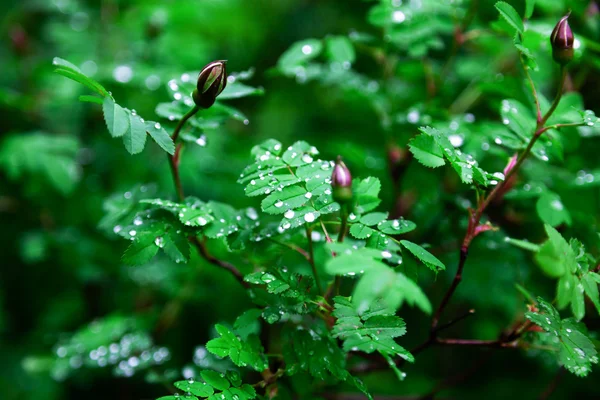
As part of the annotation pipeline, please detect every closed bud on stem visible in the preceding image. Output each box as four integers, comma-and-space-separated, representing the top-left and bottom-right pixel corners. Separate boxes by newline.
331, 156, 353, 204
192, 60, 227, 108
550, 13, 574, 65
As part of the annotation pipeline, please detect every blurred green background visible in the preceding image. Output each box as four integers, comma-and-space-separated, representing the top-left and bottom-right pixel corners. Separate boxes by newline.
2, 0, 600, 398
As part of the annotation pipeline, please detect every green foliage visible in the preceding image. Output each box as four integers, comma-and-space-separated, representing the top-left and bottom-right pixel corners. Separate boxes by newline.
332, 297, 412, 381
244, 269, 318, 324
206, 325, 267, 371
5, 1, 600, 400
526, 297, 598, 377
409, 126, 493, 186
239, 139, 340, 232
0, 133, 80, 195
163, 370, 257, 400
533, 225, 600, 320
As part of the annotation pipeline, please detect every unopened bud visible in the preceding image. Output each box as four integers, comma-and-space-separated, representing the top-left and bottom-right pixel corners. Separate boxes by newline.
331, 157, 353, 204
550, 13, 574, 65
192, 60, 227, 108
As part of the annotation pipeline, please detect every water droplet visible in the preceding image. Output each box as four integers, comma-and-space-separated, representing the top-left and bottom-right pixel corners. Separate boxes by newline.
195, 135, 207, 147
392, 10, 406, 23
449, 134, 464, 147
129, 230, 137, 237
113, 65, 133, 83
304, 192, 312, 199
304, 212, 315, 222
274, 200, 284, 208
113, 225, 122, 234
284, 210, 295, 219
133, 216, 143, 226
301, 44, 313, 55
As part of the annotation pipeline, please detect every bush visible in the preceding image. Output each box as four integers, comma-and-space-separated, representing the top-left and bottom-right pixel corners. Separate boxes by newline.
2, 0, 600, 399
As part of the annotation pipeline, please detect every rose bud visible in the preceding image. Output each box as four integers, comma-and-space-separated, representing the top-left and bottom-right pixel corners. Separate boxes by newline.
192, 60, 227, 108
331, 156, 353, 204
550, 13, 574, 65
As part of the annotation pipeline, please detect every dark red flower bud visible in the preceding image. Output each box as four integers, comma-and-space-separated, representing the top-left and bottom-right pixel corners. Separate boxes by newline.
550, 13, 574, 65
331, 156, 353, 204
192, 60, 227, 108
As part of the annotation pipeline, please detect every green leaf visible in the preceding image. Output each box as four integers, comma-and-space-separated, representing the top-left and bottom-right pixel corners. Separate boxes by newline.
277, 39, 323, 70
103, 97, 129, 138
534, 225, 576, 278
121, 233, 159, 265
536, 192, 571, 227
504, 237, 540, 252
326, 36, 356, 64
261, 185, 310, 215
581, 274, 600, 314
123, 112, 147, 154
0, 133, 80, 195
526, 297, 598, 377
360, 212, 388, 226
495, 2, 524, 34
141, 198, 213, 227
408, 134, 445, 168
233, 309, 262, 340
145, 121, 175, 155
282, 323, 348, 381
354, 177, 381, 214
332, 296, 413, 369
409, 127, 489, 186
400, 240, 445, 271
349, 223, 375, 239
219, 82, 264, 100
205, 325, 267, 371
174, 380, 214, 397
52, 57, 109, 97
79, 95, 103, 104
162, 230, 190, 263
200, 370, 230, 391
525, 0, 535, 18
377, 219, 416, 235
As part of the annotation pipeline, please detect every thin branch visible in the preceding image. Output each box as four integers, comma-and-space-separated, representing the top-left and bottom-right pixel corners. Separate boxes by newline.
541, 67, 567, 126
191, 237, 248, 288
431, 246, 469, 330
267, 238, 310, 260
521, 55, 542, 123
433, 308, 476, 334
171, 105, 200, 142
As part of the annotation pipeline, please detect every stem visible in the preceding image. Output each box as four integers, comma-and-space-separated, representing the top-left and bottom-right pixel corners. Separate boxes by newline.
164, 105, 247, 288
431, 245, 468, 330
541, 67, 567, 126
171, 105, 200, 142
522, 55, 542, 123
191, 237, 248, 288
169, 144, 185, 202
306, 225, 324, 294
267, 238, 310, 260
338, 204, 348, 243
422, 63, 569, 356
168, 106, 200, 201
433, 308, 475, 334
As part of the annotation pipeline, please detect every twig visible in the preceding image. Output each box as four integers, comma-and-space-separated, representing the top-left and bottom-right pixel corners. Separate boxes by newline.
191, 237, 249, 288
165, 105, 247, 288
267, 238, 310, 260
432, 309, 475, 334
